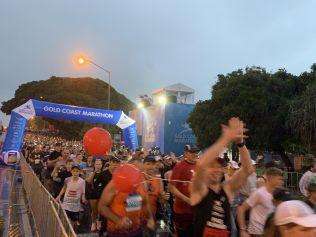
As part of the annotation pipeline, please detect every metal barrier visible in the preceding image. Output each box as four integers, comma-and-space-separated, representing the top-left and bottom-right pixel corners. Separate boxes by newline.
20, 158, 76, 237
0, 167, 23, 237
280, 167, 303, 194
284, 171, 302, 193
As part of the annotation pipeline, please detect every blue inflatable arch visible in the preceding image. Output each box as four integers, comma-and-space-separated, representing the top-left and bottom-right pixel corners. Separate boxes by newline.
1, 99, 138, 163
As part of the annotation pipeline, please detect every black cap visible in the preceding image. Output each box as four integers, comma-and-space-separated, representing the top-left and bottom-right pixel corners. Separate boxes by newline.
71, 164, 81, 170
109, 155, 120, 163
143, 155, 156, 163
273, 188, 296, 201
184, 144, 200, 152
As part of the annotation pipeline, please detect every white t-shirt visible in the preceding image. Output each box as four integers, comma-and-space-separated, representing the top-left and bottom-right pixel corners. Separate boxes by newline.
239, 172, 257, 197
299, 171, 316, 197
246, 186, 274, 235
62, 177, 85, 212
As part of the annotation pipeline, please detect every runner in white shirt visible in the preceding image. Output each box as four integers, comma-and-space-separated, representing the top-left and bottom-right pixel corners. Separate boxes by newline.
237, 167, 284, 237
299, 161, 316, 197
56, 164, 87, 227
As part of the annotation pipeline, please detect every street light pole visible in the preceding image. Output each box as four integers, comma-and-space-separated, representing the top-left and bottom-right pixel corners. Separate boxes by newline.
85, 59, 112, 110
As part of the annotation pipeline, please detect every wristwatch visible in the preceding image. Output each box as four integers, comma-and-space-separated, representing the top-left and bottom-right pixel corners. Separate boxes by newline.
240, 225, 247, 231
236, 142, 245, 148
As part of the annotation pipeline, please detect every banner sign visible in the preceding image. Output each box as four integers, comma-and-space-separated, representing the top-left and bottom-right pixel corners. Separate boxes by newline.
31, 100, 122, 125
2, 112, 28, 152
1, 99, 138, 164
122, 123, 138, 149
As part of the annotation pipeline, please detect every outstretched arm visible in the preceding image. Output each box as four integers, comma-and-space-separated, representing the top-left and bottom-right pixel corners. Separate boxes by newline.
190, 117, 244, 205
226, 145, 253, 194
190, 137, 230, 205
98, 181, 121, 224
225, 120, 252, 195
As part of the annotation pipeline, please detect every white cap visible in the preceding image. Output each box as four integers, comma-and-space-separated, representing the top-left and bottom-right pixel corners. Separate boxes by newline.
154, 156, 162, 161
229, 161, 239, 169
274, 200, 316, 227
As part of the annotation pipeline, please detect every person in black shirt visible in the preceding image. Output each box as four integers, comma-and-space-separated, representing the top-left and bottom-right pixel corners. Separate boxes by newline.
161, 155, 176, 180
29, 144, 44, 180
47, 143, 63, 178
87, 159, 111, 232
51, 159, 74, 198
87, 158, 118, 232
190, 118, 253, 237
46, 143, 64, 196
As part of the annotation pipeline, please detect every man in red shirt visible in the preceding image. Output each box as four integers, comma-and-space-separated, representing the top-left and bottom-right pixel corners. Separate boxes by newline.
169, 144, 199, 237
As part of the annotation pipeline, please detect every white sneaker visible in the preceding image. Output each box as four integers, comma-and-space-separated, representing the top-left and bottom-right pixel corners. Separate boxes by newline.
91, 222, 97, 232
97, 220, 102, 231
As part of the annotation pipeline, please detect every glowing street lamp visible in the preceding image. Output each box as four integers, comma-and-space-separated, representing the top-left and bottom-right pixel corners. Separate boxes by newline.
77, 57, 86, 65
76, 55, 112, 110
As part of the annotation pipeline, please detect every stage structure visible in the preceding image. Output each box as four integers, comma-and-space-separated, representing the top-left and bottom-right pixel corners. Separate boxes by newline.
130, 83, 196, 156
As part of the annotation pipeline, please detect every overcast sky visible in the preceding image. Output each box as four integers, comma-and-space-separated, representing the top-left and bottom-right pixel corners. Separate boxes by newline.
1, 0, 316, 125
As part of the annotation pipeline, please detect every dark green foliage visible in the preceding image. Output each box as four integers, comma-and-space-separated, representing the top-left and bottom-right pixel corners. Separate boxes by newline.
188, 66, 316, 154
287, 83, 316, 152
1, 76, 135, 139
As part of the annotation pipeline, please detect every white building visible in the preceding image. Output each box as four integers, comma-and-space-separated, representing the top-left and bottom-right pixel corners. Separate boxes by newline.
151, 83, 195, 105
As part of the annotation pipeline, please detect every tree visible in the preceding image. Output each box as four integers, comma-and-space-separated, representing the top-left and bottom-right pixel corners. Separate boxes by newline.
189, 67, 298, 150
188, 66, 315, 166
287, 83, 316, 152
1, 76, 135, 139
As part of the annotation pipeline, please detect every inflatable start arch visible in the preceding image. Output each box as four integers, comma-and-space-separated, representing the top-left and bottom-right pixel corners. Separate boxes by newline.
1, 99, 138, 164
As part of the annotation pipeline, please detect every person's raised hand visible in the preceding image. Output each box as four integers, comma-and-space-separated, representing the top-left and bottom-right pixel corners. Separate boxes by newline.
232, 119, 247, 144
222, 117, 243, 142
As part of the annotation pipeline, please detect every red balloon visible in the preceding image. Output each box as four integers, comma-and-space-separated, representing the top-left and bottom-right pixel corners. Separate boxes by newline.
113, 164, 143, 193
83, 127, 112, 156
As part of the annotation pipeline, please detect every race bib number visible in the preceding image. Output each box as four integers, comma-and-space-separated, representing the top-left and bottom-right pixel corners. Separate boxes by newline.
125, 193, 142, 212
203, 227, 229, 237
64, 196, 80, 204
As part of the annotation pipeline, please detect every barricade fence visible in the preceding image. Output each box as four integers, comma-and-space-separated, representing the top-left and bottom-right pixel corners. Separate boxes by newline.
284, 171, 303, 193
20, 158, 76, 237
1, 167, 23, 237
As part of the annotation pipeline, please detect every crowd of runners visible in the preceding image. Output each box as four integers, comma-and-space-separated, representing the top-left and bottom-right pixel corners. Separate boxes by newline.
21, 118, 316, 237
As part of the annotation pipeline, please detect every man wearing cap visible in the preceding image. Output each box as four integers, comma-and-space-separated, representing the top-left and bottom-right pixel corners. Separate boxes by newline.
274, 200, 316, 237
299, 160, 316, 197
190, 117, 253, 237
169, 143, 200, 237
56, 164, 87, 227
142, 155, 165, 220
225, 161, 240, 180
46, 143, 63, 195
